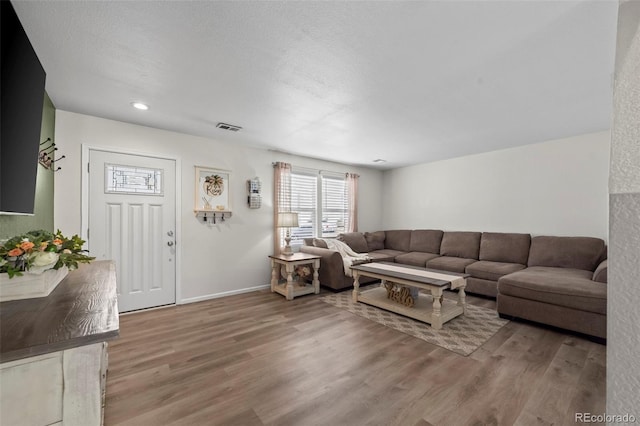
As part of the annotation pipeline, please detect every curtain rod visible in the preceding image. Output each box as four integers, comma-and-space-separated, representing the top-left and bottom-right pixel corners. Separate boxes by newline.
272, 162, 350, 176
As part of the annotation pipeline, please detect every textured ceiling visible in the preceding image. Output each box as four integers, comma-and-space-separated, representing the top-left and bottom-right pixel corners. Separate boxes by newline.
13, 1, 618, 170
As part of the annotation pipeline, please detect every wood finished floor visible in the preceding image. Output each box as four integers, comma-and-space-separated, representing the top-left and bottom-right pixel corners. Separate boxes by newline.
105, 288, 606, 426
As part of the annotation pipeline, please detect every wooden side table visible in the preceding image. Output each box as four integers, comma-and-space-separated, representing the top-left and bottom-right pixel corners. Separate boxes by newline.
269, 253, 320, 300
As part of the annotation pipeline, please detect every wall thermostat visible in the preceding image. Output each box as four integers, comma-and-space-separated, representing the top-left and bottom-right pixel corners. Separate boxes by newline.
247, 177, 261, 209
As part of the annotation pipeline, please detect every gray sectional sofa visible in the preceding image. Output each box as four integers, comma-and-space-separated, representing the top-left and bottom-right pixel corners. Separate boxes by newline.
300, 229, 608, 339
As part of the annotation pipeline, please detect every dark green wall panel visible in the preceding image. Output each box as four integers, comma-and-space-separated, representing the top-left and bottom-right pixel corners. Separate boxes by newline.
0, 93, 55, 238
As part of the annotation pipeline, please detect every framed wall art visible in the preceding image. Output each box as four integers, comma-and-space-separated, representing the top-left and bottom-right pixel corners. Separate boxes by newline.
194, 166, 231, 212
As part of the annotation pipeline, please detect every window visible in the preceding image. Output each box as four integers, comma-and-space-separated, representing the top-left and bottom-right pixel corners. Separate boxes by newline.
105, 163, 163, 195
290, 172, 317, 242
288, 168, 348, 245
321, 175, 347, 238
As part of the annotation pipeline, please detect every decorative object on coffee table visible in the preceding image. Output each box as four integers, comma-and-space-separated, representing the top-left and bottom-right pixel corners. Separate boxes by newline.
277, 212, 298, 256
384, 282, 415, 307
269, 253, 320, 300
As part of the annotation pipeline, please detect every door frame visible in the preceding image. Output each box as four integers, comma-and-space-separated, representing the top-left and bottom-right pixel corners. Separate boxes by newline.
81, 144, 182, 305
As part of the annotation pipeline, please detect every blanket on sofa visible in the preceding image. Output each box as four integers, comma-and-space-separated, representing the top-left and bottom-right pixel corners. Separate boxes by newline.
321, 238, 371, 277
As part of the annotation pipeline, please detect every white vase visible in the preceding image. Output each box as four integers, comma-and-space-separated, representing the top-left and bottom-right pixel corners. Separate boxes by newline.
0, 266, 69, 302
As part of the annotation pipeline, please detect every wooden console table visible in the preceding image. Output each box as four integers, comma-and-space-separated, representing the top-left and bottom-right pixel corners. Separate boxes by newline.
0, 261, 119, 426
269, 253, 320, 300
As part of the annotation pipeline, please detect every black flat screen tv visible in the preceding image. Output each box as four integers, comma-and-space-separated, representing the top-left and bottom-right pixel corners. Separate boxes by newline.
1, 0, 47, 215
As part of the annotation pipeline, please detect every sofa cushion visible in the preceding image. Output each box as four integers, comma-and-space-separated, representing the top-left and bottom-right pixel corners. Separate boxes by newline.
313, 238, 328, 249
409, 230, 443, 254
337, 232, 369, 253
395, 252, 440, 267
479, 232, 531, 265
364, 231, 385, 251
440, 231, 481, 259
528, 236, 605, 271
426, 256, 477, 273
466, 277, 499, 298
498, 266, 606, 314
368, 250, 403, 263
384, 230, 412, 252
592, 260, 608, 283
465, 261, 526, 282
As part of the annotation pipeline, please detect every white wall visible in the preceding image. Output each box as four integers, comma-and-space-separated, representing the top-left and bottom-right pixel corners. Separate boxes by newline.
381, 131, 610, 240
54, 110, 383, 301
608, 0, 640, 418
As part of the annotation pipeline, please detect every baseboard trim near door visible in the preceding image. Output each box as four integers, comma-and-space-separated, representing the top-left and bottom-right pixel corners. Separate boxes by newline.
179, 284, 271, 305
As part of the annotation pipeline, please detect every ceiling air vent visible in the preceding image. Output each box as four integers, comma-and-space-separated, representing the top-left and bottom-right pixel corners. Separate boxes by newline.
216, 122, 242, 132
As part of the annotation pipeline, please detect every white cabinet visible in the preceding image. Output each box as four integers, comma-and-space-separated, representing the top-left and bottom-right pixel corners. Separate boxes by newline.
0, 262, 118, 426
0, 342, 108, 426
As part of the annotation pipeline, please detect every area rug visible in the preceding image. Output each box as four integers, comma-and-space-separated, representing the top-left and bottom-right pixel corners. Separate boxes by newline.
320, 291, 509, 356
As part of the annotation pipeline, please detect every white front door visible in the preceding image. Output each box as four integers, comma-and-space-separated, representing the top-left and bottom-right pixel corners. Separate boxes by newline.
88, 149, 176, 312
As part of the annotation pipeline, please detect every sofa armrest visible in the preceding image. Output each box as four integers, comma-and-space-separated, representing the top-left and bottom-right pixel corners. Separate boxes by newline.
592, 259, 608, 283
299, 246, 347, 290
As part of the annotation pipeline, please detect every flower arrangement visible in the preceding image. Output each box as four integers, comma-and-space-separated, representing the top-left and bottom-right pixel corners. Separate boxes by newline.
0, 230, 95, 278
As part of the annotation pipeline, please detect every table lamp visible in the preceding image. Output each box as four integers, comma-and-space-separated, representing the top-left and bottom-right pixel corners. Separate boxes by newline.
277, 212, 299, 256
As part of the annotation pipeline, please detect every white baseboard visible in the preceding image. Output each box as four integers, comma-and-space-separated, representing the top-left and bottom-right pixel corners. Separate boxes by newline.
179, 284, 271, 305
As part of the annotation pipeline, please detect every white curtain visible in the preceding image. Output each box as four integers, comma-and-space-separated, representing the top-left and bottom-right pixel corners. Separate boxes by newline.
273, 162, 292, 254
345, 173, 359, 232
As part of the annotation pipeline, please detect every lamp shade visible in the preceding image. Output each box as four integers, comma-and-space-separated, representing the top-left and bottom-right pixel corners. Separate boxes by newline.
277, 212, 299, 228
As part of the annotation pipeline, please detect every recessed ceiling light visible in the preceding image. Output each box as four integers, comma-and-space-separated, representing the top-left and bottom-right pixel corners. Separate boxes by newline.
131, 102, 149, 110
372, 159, 386, 163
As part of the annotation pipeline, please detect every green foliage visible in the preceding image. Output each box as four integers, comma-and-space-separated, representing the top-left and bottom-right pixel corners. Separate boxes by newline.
0, 229, 95, 277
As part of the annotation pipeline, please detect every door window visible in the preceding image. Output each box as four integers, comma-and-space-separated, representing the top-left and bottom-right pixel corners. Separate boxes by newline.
104, 163, 163, 195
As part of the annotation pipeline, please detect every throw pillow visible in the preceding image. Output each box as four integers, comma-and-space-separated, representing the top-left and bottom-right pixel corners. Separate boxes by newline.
440, 231, 481, 259
337, 232, 369, 253
313, 238, 328, 249
364, 231, 385, 251
592, 260, 608, 283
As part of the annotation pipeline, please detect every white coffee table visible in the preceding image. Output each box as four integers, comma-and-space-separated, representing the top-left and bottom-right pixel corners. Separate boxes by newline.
350, 262, 468, 329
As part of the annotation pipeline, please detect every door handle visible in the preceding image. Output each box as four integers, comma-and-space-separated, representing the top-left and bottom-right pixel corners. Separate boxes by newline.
167, 241, 174, 247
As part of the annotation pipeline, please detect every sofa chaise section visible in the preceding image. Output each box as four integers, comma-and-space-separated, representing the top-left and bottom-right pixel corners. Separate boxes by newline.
497, 236, 607, 339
